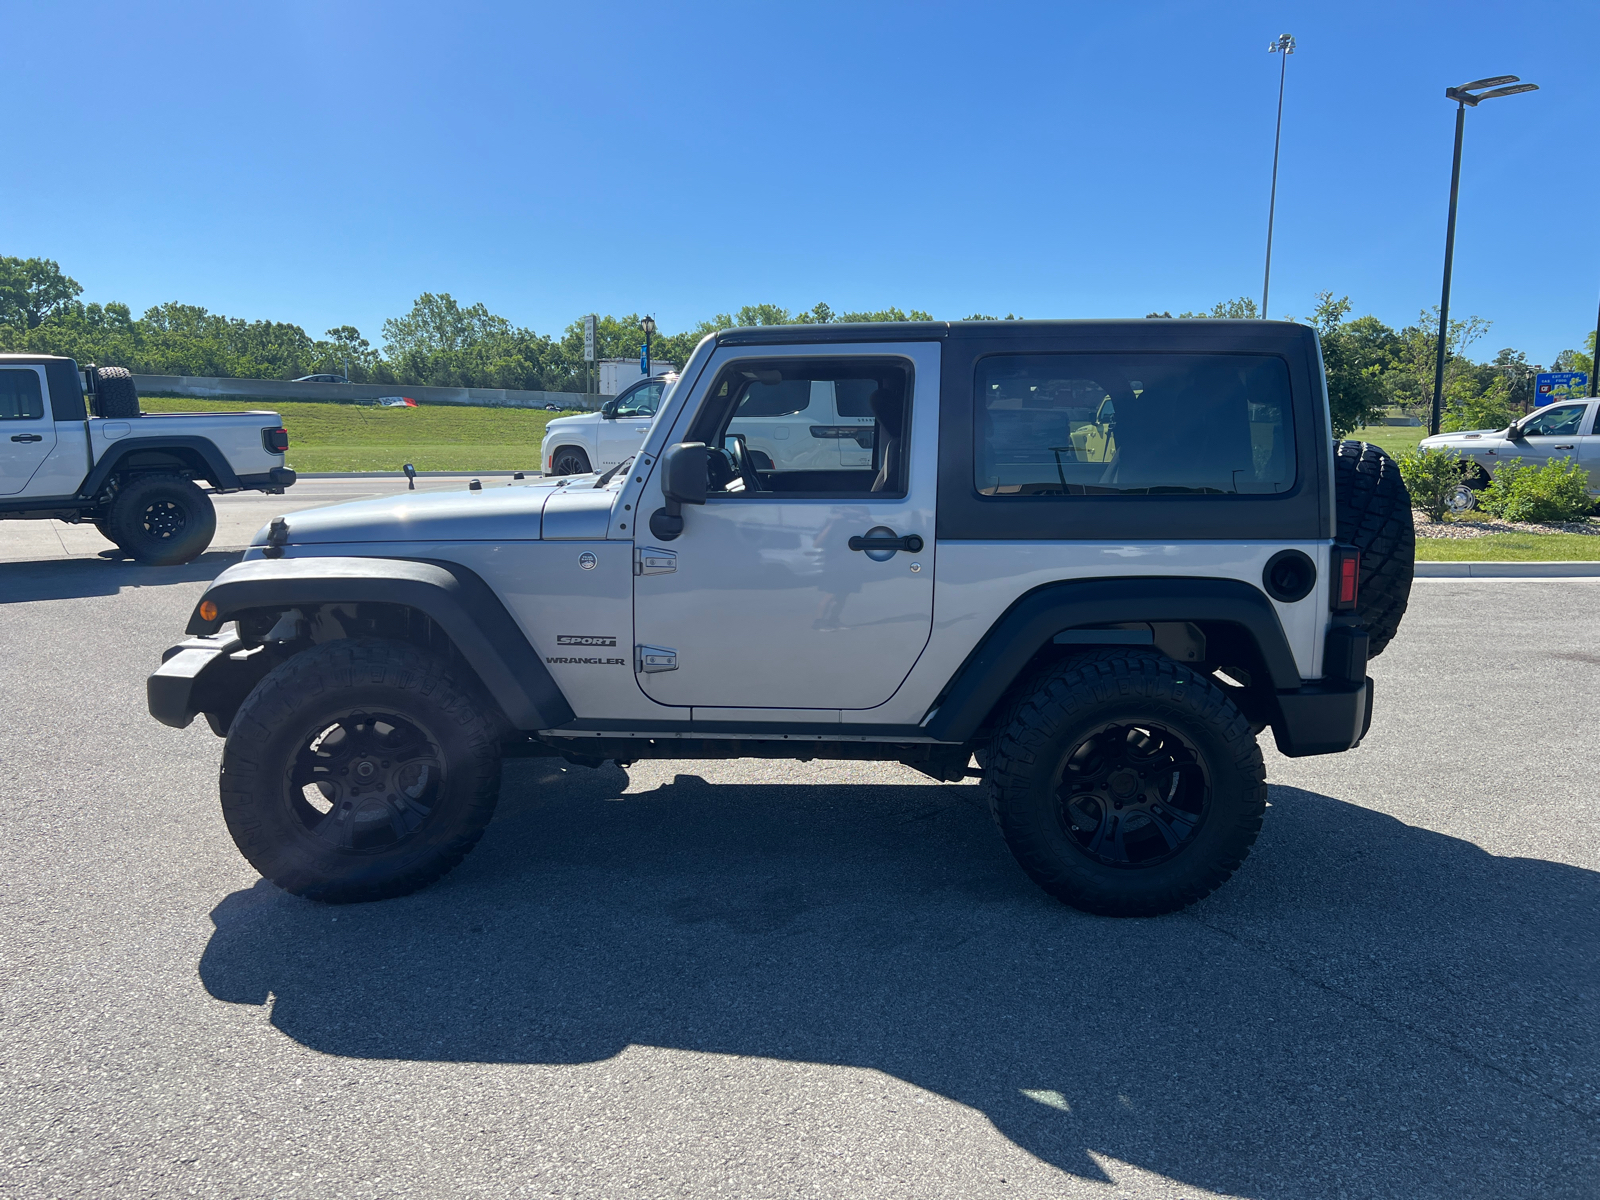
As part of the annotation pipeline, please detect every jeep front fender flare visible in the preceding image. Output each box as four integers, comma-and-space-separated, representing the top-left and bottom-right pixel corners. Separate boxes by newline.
184, 557, 574, 730
921, 576, 1303, 743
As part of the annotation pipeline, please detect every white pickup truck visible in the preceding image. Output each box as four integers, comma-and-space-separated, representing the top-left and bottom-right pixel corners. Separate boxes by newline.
540, 371, 879, 476
0, 355, 295, 563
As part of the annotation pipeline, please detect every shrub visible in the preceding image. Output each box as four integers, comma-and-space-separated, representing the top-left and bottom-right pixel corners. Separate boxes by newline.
1396, 446, 1463, 521
1440, 378, 1514, 433
1478, 456, 1594, 524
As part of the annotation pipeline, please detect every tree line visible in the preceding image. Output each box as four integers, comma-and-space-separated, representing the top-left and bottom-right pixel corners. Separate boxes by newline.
0, 255, 1592, 434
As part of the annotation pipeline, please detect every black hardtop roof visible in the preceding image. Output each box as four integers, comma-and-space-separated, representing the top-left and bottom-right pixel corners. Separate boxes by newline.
714, 318, 1317, 351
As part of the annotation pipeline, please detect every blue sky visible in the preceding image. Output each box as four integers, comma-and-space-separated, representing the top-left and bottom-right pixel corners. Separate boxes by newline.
6, 0, 1597, 363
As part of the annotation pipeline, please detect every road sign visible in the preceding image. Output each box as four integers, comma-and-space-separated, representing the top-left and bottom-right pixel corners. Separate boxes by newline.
1535, 371, 1587, 406
583, 315, 596, 363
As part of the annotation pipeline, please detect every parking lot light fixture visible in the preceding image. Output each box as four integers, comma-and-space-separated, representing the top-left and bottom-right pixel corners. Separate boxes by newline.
1430, 75, 1540, 436
1261, 33, 1295, 320
641, 314, 657, 377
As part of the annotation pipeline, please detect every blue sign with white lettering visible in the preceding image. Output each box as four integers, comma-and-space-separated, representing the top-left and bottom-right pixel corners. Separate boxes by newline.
1535, 371, 1588, 406
640, 344, 648, 374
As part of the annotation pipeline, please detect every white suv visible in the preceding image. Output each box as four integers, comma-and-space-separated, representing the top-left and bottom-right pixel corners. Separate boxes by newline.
541, 375, 675, 475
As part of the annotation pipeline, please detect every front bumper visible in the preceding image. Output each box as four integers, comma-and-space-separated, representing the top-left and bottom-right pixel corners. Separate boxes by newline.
1271, 677, 1374, 757
148, 634, 272, 736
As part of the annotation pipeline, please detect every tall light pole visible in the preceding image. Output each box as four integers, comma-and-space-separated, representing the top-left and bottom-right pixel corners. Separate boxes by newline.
1589, 294, 1599, 398
641, 314, 656, 377
1429, 75, 1540, 435
1261, 33, 1295, 320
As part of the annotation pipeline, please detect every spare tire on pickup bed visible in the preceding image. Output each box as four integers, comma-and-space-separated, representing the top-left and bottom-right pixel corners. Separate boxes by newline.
1333, 439, 1414, 657
92, 366, 141, 418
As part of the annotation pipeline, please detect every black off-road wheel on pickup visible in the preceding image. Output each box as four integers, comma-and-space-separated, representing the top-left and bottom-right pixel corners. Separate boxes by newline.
107, 473, 217, 565
1333, 440, 1414, 657
987, 651, 1267, 918
550, 446, 591, 476
220, 639, 504, 904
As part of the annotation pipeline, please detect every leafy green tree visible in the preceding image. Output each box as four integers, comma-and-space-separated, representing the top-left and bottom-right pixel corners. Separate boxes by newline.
0, 257, 83, 328
1553, 330, 1594, 377
1311, 293, 1391, 437
1179, 297, 1260, 319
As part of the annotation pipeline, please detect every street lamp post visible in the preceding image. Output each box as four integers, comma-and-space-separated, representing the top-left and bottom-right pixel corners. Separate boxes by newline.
641, 314, 656, 378
1429, 75, 1540, 436
1261, 33, 1295, 320
1590, 294, 1599, 398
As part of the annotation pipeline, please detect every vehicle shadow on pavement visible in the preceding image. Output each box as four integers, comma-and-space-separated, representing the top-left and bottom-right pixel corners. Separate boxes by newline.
0, 550, 240, 603
198, 765, 1599, 1199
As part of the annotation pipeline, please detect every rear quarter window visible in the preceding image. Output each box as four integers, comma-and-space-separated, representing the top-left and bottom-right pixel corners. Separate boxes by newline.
975, 353, 1294, 497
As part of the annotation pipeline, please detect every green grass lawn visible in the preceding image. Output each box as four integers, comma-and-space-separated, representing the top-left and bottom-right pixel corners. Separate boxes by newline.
1416, 533, 1600, 561
1348, 422, 1427, 458
141, 395, 581, 472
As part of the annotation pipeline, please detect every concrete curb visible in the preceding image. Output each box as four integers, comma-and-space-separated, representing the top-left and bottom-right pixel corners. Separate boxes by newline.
295, 471, 542, 479
1416, 561, 1600, 578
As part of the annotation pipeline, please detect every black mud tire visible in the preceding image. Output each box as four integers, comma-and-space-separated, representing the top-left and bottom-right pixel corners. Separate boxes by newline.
220, 639, 504, 904
550, 446, 591, 476
987, 651, 1267, 918
106, 473, 216, 565
1333, 440, 1414, 657
92, 366, 141, 418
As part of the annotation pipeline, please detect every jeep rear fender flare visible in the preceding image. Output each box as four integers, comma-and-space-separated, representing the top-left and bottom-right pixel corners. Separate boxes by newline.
187, 556, 574, 731
82, 435, 241, 495
921, 576, 1303, 743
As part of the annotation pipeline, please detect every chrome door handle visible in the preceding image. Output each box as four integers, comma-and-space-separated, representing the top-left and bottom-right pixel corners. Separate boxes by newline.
848, 532, 923, 553
11, 433, 43, 442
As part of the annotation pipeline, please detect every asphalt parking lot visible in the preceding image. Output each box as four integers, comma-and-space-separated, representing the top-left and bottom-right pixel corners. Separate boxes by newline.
2, 532, 1596, 1197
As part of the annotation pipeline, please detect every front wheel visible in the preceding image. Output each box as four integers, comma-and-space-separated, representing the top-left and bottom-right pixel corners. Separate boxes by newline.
987, 651, 1266, 917
220, 639, 504, 903
107, 474, 216, 565
550, 446, 591, 476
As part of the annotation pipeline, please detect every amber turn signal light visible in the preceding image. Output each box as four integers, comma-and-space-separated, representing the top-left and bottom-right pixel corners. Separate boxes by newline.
198, 600, 218, 622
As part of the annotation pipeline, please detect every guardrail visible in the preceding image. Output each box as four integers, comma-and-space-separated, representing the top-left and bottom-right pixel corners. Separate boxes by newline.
130, 374, 610, 411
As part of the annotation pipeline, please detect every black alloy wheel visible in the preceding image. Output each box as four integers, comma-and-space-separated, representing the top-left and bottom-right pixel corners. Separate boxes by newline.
551, 447, 591, 475
289, 711, 445, 855
106, 473, 217, 565
1055, 721, 1210, 868
986, 650, 1266, 917
221, 639, 503, 903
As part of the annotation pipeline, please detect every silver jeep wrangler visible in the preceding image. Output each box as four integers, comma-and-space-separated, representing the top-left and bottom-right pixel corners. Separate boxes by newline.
150, 320, 1414, 917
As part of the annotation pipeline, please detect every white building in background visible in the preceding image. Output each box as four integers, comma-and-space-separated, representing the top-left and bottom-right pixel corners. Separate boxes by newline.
598, 358, 675, 397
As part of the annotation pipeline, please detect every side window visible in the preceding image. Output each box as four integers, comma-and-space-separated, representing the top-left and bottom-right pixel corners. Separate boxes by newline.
0, 369, 44, 421
975, 353, 1294, 496
615, 381, 664, 418
691, 358, 913, 497
1523, 404, 1585, 437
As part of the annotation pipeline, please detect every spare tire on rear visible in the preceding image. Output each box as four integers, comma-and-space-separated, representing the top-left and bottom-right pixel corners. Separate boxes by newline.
1333, 439, 1414, 657
92, 366, 141, 418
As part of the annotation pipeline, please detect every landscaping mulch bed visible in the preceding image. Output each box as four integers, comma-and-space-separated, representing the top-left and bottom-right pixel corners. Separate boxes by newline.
1412, 511, 1600, 539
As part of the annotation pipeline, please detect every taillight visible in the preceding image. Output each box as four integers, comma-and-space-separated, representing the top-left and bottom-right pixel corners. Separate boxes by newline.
1331, 546, 1360, 610
263, 427, 289, 454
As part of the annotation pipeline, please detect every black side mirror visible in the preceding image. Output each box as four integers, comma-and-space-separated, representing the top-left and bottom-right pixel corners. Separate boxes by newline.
649, 442, 707, 540
403, 462, 416, 490
600, 400, 617, 419
1507, 424, 1526, 440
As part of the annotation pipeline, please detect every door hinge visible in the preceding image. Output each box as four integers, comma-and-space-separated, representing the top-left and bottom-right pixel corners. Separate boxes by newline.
636, 645, 678, 673
634, 546, 677, 576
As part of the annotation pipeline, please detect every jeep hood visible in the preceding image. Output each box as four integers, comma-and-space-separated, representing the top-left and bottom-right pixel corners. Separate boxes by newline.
249, 478, 616, 547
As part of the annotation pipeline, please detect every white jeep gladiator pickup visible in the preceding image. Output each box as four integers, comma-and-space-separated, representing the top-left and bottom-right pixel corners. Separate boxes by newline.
0, 356, 295, 563
150, 320, 1414, 917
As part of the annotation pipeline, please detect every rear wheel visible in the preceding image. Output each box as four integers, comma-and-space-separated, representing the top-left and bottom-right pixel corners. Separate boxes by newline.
987, 651, 1266, 917
220, 639, 504, 904
107, 474, 216, 565
551, 446, 591, 475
